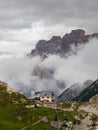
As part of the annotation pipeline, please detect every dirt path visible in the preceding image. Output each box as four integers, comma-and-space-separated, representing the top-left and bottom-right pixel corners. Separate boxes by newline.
20, 119, 41, 130
20, 112, 56, 130
20, 105, 78, 130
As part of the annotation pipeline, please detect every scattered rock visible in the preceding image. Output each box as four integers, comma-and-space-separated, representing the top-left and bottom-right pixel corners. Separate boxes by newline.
51, 121, 63, 129
42, 117, 49, 123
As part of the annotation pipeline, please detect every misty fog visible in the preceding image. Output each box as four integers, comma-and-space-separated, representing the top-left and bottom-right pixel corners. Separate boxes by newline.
0, 38, 98, 97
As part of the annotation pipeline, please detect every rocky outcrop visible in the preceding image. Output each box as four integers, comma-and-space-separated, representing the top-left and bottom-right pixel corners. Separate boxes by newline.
36, 36, 62, 56
30, 29, 98, 57
33, 66, 54, 79
42, 117, 49, 123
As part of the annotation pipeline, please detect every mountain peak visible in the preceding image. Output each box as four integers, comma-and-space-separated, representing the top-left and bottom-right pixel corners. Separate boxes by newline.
71, 29, 85, 35
30, 29, 98, 57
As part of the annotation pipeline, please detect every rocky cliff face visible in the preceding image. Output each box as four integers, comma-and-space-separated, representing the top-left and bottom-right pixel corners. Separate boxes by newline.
30, 29, 98, 57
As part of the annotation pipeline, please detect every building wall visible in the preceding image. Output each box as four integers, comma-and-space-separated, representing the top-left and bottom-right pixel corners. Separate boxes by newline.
40, 96, 52, 102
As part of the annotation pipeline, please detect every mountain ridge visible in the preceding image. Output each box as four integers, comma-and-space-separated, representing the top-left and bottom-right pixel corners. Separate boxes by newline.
57, 80, 93, 102
72, 79, 98, 102
30, 29, 98, 57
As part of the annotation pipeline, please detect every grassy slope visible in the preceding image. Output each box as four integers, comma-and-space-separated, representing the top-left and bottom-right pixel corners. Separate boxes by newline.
0, 82, 33, 130
0, 82, 82, 130
0, 106, 57, 130
24, 103, 81, 130
0, 82, 58, 130
26, 121, 56, 130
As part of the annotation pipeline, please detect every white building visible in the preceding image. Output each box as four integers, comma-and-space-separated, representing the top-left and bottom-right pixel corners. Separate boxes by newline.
34, 91, 54, 103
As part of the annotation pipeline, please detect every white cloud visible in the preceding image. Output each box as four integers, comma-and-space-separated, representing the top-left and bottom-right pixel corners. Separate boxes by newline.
0, 38, 98, 97
42, 39, 98, 85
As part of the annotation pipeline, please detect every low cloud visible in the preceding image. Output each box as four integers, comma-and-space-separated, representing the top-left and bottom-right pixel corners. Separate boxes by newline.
0, 38, 98, 97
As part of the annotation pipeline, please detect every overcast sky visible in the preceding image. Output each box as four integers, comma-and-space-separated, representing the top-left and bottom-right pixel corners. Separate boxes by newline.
0, 0, 98, 95
0, 0, 98, 57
